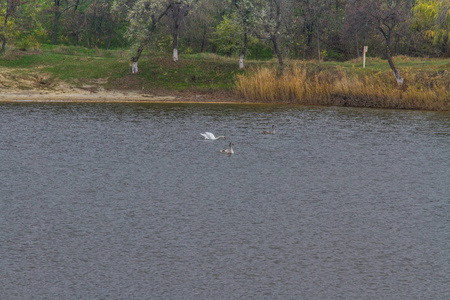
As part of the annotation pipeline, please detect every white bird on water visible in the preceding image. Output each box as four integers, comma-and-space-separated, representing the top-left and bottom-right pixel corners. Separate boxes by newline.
200, 132, 226, 140
220, 142, 234, 154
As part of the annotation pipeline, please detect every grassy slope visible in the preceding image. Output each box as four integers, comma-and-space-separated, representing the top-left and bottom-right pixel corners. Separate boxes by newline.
0, 45, 449, 106
0, 47, 246, 93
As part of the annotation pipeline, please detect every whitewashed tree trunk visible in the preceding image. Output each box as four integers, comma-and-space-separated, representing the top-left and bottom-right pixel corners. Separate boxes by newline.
128, 3, 172, 74
238, 30, 248, 69
131, 61, 138, 74
172, 28, 179, 62
173, 48, 178, 62
239, 54, 244, 69
393, 70, 404, 86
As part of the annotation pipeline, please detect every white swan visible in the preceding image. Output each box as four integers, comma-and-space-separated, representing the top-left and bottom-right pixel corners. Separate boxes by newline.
201, 132, 226, 140
262, 125, 275, 134
220, 142, 234, 154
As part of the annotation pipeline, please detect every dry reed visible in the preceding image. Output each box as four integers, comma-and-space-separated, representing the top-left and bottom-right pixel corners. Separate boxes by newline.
235, 66, 449, 111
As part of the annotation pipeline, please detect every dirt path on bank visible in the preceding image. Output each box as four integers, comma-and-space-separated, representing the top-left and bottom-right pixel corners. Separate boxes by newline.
0, 88, 244, 104
0, 89, 178, 103
0, 69, 241, 103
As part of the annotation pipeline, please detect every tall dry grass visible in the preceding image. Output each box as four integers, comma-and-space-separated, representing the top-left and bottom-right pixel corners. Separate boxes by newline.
235, 67, 332, 105
235, 66, 449, 111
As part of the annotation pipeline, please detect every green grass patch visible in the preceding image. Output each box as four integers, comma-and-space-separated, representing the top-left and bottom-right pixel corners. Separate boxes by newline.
1, 45, 449, 110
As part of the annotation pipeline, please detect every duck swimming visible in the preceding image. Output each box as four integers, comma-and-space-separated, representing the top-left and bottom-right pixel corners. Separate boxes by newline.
220, 142, 234, 154
262, 125, 275, 134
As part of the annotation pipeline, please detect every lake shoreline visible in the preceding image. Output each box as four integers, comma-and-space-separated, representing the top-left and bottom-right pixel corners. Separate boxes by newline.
1, 50, 448, 110
0, 89, 246, 104
1, 88, 449, 111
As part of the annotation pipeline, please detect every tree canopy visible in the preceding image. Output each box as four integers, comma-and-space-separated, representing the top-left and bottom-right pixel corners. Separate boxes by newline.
1, 0, 448, 59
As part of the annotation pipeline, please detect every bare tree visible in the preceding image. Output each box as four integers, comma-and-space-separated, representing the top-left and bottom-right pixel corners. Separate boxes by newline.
232, 0, 252, 68
52, 0, 82, 45
342, 0, 369, 58
253, 0, 291, 75
292, 0, 327, 61
1, 0, 20, 53
345, 0, 413, 86
167, 0, 196, 62
181, 0, 217, 53
116, 0, 172, 73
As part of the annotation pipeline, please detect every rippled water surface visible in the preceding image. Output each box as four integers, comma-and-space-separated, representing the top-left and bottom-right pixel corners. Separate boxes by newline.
1, 103, 449, 299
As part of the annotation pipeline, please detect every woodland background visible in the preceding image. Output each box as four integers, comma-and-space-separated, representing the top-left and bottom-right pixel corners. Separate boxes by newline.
1, 0, 449, 61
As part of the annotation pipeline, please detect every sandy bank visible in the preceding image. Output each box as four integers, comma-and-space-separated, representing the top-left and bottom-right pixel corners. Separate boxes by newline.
0, 89, 242, 104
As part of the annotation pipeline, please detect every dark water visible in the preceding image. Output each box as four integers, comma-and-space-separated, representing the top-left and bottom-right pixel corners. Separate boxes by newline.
0, 103, 449, 299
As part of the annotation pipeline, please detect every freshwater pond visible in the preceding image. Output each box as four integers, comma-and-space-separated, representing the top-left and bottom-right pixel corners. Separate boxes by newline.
0, 103, 449, 299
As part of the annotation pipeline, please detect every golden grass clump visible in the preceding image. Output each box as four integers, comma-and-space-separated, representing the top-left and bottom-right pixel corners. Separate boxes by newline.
235, 66, 334, 105
234, 65, 449, 111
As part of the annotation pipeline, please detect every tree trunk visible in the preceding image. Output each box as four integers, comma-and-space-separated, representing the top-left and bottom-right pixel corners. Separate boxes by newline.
238, 54, 244, 69
106, 22, 113, 50
200, 26, 207, 52
239, 32, 248, 69
131, 33, 153, 74
385, 44, 403, 86
302, 42, 306, 62
131, 61, 138, 74
172, 26, 179, 62
317, 19, 321, 62
53, 11, 60, 45
378, 24, 404, 86
271, 37, 285, 76
93, 6, 100, 47
173, 47, 178, 62
76, 24, 81, 45
363, 25, 367, 56
131, 42, 147, 73
84, 13, 91, 48
1, 39, 6, 54
293, 40, 299, 59
131, 46, 144, 72
1, 12, 8, 53
306, 23, 313, 53
129, 5, 170, 74
356, 33, 360, 58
